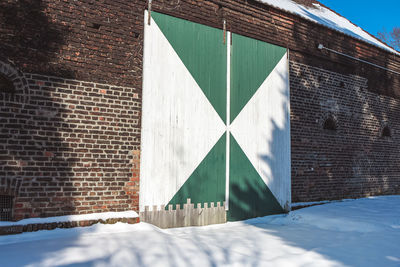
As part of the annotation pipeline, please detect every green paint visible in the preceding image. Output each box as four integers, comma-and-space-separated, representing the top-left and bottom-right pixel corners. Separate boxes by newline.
167, 133, 226, 209
152, 12, 227, 122
150, 14, 289, 219
228, 134, 284, 221
230, 34, 286, 123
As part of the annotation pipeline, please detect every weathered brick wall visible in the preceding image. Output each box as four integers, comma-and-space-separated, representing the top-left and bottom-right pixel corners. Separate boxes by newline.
0, 0, 145, 88
290, 62, 400, 202
0, 0, 144, 220
0, 60, 140, 220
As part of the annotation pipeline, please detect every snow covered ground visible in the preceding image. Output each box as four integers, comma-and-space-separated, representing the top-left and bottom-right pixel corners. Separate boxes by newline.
0, 196, 399, 267
0, 211, 138, 227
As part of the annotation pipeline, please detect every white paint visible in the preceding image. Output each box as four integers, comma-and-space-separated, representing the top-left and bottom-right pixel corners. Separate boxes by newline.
0, 211, 138, 227
230, 54, 291, 209
140, 12, 226, 211
225, 31, 231, 211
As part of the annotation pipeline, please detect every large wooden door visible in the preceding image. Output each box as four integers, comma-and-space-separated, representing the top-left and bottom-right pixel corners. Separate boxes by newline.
140, 11, 290, 221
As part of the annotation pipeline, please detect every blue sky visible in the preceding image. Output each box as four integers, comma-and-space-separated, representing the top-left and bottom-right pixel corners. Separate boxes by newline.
318, 0, 399, 37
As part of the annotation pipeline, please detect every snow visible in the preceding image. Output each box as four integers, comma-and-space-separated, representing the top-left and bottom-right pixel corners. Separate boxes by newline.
257, 0, 398, 54
290, 198, 355, 208
0, 211, 138, 227
0, 196, 399, 267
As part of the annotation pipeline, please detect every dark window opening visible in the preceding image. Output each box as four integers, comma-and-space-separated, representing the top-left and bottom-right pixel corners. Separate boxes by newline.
88, 22, 101, 30
382, 126, 392, 138
323, 117, 337, 131
0, 195, 13, 221
0, 74, 15, 94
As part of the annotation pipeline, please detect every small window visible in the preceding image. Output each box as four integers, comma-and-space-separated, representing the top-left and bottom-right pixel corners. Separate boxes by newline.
0, 74, 15, 94
323, 116, 337, 131
382, 126, 392, 138
0, 195, 13, 221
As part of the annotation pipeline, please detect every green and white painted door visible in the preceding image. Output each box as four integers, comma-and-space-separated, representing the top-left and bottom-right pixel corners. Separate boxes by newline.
140, 11, 291, 221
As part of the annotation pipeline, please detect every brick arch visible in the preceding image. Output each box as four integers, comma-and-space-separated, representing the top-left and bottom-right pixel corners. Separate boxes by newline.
321, 113, 338, 131
380, 122, 393, 139
0, 177, 23, 197
0, 58, 29, 103
0, 176, 23, 222
0, 59, 28, 220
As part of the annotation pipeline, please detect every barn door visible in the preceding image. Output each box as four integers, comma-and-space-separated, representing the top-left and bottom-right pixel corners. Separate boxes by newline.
140, 11, 290, 221
227, 33, 291, 221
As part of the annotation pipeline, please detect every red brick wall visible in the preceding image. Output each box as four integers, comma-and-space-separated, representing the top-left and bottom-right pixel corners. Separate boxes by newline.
0, 60, 140, 220
290, 62, 400, 201
0, 0, 145, 88
0, 0, 399, 220
0, 0, 144, 220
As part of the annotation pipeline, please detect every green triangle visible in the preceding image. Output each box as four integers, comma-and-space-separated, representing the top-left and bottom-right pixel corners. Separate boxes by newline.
167, 133, 226, 209
228, 134, 284, 221
230, 33, 287, 123
152, 12, 227, 122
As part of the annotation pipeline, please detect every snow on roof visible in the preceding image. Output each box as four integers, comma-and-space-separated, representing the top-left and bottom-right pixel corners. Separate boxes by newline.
258, 0, 398, 54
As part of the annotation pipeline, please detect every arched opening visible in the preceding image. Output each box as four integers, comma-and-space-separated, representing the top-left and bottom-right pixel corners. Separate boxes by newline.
323, 116, 337, 131
0, 195, 13, 221
382, 125, 392, 138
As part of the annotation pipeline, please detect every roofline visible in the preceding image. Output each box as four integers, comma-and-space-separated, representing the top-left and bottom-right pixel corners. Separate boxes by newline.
314, 1, 398, 53
253, 0, 399, 55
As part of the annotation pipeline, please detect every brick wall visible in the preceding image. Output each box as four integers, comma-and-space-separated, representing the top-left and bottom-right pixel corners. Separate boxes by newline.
290, 62, 400, 202
0, 60, 140, 220
0, 0, 144, 220
0, 0, 145, 88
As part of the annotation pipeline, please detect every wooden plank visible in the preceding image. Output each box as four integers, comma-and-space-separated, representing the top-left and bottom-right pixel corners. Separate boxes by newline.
140, 199, 226, 228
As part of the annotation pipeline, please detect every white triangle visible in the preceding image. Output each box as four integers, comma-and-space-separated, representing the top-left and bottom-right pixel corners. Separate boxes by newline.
140, 12, 226, 211
230, 54, 291, 209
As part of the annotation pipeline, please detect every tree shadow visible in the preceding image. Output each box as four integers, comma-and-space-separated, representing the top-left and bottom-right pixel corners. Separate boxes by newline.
0, 1, 78, 220
289, 19, 400, 203
1, 0, 144, 221
228, 60, 290, 221
0, 0, 74, 78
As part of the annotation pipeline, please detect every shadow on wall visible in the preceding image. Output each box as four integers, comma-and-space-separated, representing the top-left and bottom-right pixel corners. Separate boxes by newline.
0, 0, 74, 77
0, 0, 78, 220
229, 67, 290, 221
0, 0, 142, 221
290, 21, 400, 202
